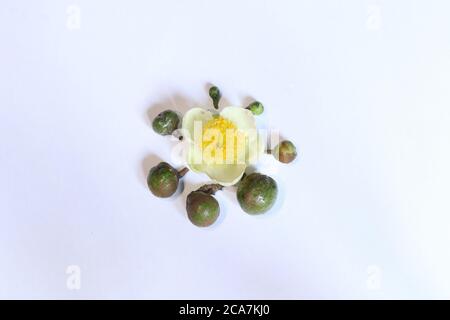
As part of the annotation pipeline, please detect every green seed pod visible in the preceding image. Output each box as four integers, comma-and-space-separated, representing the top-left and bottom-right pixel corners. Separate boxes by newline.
186, 192, 219, 227
237, 173, 278, 214
147, 162, 188, 198
186, 184, 223, 227
246, 101, 264, 115
273, 140, 297, 163
152, 110, 180, 136
209, 86, 221, 109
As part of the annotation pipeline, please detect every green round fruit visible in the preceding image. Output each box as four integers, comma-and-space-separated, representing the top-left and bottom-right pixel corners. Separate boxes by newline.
186, 191, 220, 227
273, 140, 297, 163
147, 162, 179, 198
237, 173, 278, 214
152, 110, 180, 136
246, 101, 264, 115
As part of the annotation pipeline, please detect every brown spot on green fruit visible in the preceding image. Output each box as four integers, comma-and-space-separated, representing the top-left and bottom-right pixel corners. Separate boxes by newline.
237, 173, 278, 214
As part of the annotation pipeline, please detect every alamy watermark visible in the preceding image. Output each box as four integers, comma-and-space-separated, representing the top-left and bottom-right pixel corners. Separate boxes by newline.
66, 265, 81, 290
66, 5, 81, 30
169, 121, 281, 166
366, 4, 382, 31
366, 265, 382, 290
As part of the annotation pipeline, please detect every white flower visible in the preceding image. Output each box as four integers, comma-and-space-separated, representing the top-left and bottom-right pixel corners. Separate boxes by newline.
181, 107, 264, 186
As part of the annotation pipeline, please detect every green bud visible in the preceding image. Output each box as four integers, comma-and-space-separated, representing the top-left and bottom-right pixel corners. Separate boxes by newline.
186, 184, 223, 227
273, 140, 297, 163
209, 86, 221, 109
152, 110, 180, 136
237, 173, 278, 214
147, 162, 188, 198
246, 101, 264, 115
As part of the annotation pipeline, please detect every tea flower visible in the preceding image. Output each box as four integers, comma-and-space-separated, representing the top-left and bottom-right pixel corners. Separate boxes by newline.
147, 85, 298, 227
181, 106, 264, 186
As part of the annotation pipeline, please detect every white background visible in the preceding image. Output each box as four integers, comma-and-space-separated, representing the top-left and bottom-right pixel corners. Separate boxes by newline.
1, 0, 450, 299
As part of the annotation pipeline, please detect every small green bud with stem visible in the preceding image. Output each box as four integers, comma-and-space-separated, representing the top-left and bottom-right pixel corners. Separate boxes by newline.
209, 86, 221, 109
246, 101, 264, 115
147, 162, 188, 198
271, 140, 297, 163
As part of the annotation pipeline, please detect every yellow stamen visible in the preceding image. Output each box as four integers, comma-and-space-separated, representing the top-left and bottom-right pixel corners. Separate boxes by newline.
201, 116, 240, 164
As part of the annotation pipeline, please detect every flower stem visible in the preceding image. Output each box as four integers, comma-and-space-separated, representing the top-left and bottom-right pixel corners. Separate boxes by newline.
178, 167, 189, 178
197, 183, 224, 195
172, 130, 183, 141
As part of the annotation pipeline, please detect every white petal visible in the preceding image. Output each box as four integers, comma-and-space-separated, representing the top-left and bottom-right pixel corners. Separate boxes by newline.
181, 107, 212, 142
186, 143, 246, 185
220, 107, 256, 131
186, 144, 205, 173
204, 163, 246, 186
220, 106, 261, 164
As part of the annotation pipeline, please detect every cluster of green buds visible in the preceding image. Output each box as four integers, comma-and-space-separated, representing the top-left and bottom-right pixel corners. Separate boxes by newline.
147, 85, 298, 227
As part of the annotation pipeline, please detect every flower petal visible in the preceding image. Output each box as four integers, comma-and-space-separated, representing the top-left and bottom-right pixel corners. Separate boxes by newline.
220, 106, 262, 164
186, 140, 246, 185
204, 163, 246, 186
220, 107, 255, 131
186, 144, 205, 173
181, 107, 212, 142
